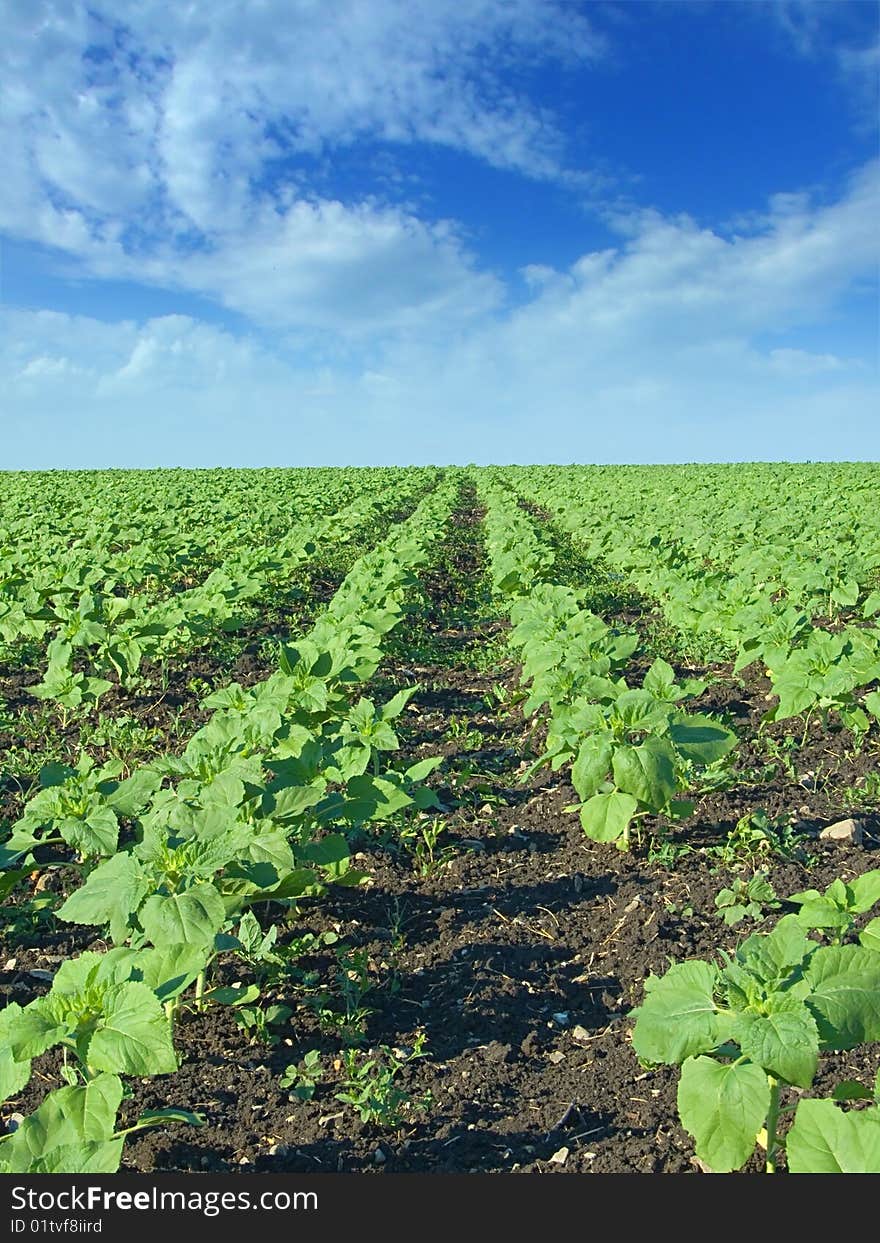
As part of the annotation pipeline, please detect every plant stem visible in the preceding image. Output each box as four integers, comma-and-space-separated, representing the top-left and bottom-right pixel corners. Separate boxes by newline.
765, 1075, 781, 1173
194, 969, 206, 1012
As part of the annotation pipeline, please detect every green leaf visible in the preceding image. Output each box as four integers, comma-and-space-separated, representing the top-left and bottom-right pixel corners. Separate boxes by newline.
134, 1107, 205, 1128
786, 886, 822, 907
831, 1080, 876, 1102
0, 1072, 121, 1172
720, 902, 749, 927
578, 790, 637, 843
0, 1004, 32, 1101
792, 898, 852, 931
199, 769, 245, 808
848, 870, 880, 914
570, 736, 613, 801
265, 784, 325, 822
668, 716, 737, 764
805, 945, 880, 1048
677, 1056, 770, 1172
52, 951, 105, 994
26, 1139, 125, 1174
247, 830, 295, 873
6, 999, 69, 1061
631, 960, 728, 1065
642, 658, 676, 698
40, 761, 79, 789
412, 786, 442, 810
380, 686, 418, 721
105, 769, 161, 817
62, 806, 119, 857
734, 914, 811, 983
203, 984, 260, 1007
830, 579, 859, 608
615, 689, 669, 732
771, 676, 817, 721
56, 852, 149, 931
787, 1099, 880, 1173
52, 1074, 123, 1141
612, 738, 677, 810
404, 756, 443, 782
731, 999, 819, 1088
86, 982, 177, 1076
83, 677, 113, 701
859, 917, 880, 953
330, 774, 413, 823
827, 877, 854, 908
232, 910, 263, 954
139, 883, 226, 949
87, 948, 143, 988
0, 863, 34, 905
298, 832, 351, 869
133, 944, 209, 1001
249, 866, 322, 901
1, 1093, 80, 1171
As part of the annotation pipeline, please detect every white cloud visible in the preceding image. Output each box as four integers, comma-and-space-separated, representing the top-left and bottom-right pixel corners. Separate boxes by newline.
1, 0, 602, 340
768, 0, 825, 56
3, 306, 874, 468
147, 199, 504, 337
18, 355, 84, 381
6, 0, 874, 355
3, 160, 877, 467
764, 0, 880, 122
766, 348, 847, 376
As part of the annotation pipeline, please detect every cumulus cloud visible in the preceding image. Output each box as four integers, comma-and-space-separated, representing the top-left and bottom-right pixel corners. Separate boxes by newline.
2, 0, 877, 469
1, 311, 317, 468
5, 0, 874, 354
1, 0, 601, 338
3, 303, 874, 468
3, 160, 877, 467
149, 200, 504, 338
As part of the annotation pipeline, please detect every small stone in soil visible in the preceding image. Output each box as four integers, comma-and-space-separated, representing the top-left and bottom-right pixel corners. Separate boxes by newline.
819, 818, 863, 845
483, 1041, 513, 1063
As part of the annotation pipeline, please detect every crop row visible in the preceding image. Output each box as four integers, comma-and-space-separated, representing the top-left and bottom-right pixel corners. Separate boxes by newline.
0, 476, 458, 1171
511, 465, 880, 737
0, 471, 440, 708
478, 474, 737, 848
476, 471, 880, 1171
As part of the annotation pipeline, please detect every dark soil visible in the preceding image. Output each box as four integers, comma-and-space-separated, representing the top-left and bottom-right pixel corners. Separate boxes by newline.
1, 487, 878, 1175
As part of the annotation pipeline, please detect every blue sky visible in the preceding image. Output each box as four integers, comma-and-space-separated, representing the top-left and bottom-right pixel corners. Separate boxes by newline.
1, 0, 878, 468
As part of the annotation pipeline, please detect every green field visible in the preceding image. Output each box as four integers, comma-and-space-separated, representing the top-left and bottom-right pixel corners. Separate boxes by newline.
2, 464, 879, 1174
